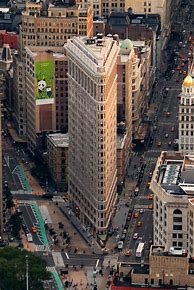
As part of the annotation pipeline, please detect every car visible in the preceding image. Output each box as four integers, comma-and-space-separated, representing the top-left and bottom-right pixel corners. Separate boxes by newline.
121, 234, 126, 241
148, 194, 153, 200
137, 221, 143, 227
127, 214, 132, 221
157, 141, 162, 147
133, 233, 139, 240
147, 182, 151, 188
31, 227, 38, 233
133, 212, 139, 218
148, 204, 153, 210
123, 229, 127, 234
118, 241, 124, 250
176, 66, 181, 71
165, 111, 171, 117
124, 250, 132, 256
171, 127, 175, 132
165, 133, 169, 138
139, 209, 144, 214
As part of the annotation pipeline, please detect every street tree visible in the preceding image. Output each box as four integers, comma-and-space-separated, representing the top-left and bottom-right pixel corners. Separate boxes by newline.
0, 247, 50, 290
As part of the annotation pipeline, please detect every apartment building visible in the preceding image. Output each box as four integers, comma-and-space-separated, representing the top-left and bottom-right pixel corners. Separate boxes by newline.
47, 133, 68, 191
65, 35, 119, 235
150, 151, 194, 255
178, 74, 194, 154
13, 0, 93, 148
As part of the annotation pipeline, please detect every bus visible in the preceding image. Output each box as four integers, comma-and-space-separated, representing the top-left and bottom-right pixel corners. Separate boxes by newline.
136, 242, 145, 258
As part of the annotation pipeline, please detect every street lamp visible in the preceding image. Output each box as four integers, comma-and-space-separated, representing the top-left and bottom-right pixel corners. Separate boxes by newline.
26, 255, 29, 290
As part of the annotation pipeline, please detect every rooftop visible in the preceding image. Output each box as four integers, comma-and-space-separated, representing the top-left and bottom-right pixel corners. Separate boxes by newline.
151, 245, 187, 258
65, 35, 119, 74
154, 152, 194, 196
47, 133, 69, 148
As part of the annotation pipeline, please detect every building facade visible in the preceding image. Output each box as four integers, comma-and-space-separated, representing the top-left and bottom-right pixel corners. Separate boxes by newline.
24, 46, 68, 154
65, 36, 119, 235
116, 39, 133, 183
13, 0, 93, 151
150, 151, 194, 255
178, 74, 194, 154
47, 133, 68, 191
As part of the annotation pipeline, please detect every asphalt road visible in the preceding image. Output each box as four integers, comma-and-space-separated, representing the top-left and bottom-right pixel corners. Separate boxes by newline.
19, 204, 43, 245
119, 3, 194, 263
3, 135, 25, 191
38, 252, 104, 268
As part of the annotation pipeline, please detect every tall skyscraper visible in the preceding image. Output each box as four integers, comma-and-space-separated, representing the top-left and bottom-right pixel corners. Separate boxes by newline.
178, 74, 194, 154
65, 35, 119, 235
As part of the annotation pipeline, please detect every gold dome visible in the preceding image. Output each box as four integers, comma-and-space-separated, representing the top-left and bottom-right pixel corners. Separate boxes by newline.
183, 74, 193, 87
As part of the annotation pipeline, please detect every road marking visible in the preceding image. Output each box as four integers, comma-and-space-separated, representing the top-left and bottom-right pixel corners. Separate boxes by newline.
95, 259, 99, 268
65, 252, 69, 259
52, 252, 65, 267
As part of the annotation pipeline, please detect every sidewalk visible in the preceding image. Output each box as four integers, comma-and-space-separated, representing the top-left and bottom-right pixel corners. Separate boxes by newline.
58, 203, 101, 252
37, 201, 90, 252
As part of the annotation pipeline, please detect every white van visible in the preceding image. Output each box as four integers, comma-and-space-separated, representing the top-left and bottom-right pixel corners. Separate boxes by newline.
27, 233, 33, 242
118, 241, 124, 250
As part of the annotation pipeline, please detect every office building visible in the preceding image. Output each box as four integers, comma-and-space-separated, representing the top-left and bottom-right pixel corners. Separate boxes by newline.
65, 35, 119, 235
47, 133, 68, 191
178, 74, 194, 154
150, 151, 194, 255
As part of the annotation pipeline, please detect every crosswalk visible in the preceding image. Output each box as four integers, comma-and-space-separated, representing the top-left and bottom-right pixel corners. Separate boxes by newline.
36, 244, 49, 252
46, 266, 56, 273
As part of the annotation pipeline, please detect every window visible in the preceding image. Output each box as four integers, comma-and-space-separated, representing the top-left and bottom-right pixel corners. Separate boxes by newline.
173, 217, 182, 223
173, 209, 182, 215
173, 225, 182, 230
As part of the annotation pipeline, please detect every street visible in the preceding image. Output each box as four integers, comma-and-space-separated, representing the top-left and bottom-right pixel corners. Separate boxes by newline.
116, 4, 194, 264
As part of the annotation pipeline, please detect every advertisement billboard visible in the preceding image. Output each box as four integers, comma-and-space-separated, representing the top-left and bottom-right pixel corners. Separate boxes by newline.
35, 61, 54, 105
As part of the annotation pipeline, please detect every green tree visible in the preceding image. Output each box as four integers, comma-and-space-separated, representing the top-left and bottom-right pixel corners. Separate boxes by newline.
4, 188, 14, 209
10, 213, 22, 237
0, 247, 50, 290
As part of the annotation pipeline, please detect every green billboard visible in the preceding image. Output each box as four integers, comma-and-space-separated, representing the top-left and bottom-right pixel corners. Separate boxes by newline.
35, 61, 54, 105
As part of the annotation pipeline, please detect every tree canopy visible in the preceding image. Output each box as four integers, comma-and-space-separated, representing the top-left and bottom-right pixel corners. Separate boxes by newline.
0, 247, 51, 290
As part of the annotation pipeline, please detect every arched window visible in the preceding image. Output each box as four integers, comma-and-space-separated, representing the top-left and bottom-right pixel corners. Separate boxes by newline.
173, 209, 182, 215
